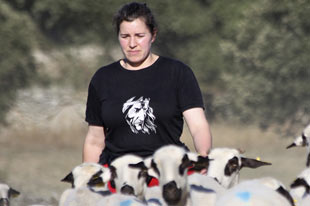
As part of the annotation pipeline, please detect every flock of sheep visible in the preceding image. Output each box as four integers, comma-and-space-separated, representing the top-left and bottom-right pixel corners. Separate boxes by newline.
1, 124, 310, 206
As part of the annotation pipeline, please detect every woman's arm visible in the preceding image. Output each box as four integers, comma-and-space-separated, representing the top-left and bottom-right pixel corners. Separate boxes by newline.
183, 107, 212, 156
82, 125, 106, 163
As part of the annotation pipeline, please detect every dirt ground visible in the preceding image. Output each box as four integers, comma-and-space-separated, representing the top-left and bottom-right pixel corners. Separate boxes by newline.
0, 120, 307, 206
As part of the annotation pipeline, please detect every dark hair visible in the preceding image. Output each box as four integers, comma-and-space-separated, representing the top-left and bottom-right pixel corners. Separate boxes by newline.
113, 2, 158, 36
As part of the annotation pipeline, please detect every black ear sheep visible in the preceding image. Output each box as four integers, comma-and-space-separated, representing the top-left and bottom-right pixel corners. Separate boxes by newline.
207, 147, 272, 189
0, 183, 20, 206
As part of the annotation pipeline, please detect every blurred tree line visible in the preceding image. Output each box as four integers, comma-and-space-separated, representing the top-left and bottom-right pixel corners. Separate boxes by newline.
0, 0, 309, 132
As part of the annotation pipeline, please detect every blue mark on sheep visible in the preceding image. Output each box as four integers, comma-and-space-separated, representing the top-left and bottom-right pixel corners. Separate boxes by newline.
236, 191, 251, 202
190, 184, 216, 193
120, 199, 133, 206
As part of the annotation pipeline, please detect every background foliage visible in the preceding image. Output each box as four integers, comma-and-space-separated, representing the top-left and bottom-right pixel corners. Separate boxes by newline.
0, 1, 38, 124
0, 0, 309, 131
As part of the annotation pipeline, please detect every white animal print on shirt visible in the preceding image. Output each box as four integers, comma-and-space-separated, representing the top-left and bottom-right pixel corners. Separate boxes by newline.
122, 96, 157, 134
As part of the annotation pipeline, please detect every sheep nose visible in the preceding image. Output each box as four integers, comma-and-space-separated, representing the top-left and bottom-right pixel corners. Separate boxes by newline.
121, 185, 135, 195
163, 181, 182, 205
0, 198, 9, 206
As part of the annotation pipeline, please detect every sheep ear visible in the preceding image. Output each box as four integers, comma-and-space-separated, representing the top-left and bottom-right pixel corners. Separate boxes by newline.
129, 161, 147, 171
9, 188, 20, 198
61, 172, 74, 184
134, 157, 159, 179
241, 157, 271, 169
148, 160, 160, 179
286, 142, 296, 149
189, 156, 211, 172
237, 148, 245, 154
129, 161, 149, 179
109, 165, 117, 180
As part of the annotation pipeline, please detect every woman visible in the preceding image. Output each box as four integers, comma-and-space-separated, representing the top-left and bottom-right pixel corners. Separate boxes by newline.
83, 2, 212, 165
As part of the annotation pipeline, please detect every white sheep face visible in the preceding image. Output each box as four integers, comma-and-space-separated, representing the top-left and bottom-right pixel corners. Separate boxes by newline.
207, 147, 271, 189
287, 124, 310, 167
110, 154, 147, 200
62, 162, 111, 189
0, 183, 20, 206
150, 145, 193, 205
207, 148, 242, 189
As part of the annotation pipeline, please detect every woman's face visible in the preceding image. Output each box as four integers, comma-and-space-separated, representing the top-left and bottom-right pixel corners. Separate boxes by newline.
118, 18, 156, 67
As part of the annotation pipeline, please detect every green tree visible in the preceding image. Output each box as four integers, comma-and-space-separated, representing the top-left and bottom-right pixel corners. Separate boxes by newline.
5, 0, 129, 45
0, 1, 38, 124
218, 0, 310, 129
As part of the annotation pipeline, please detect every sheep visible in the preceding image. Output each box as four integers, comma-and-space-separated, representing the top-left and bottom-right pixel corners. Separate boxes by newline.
289, 167, 310, 206
187, 173, 226, 206
250, 177, 294, 206
286, 123, 310, 167
143, 186, 167, 206
94, 193, 147, 206
215, 178, 292, 206
58, 162, 112, 206
187, 173, 226, 194
0, 183, 20, 206
131, 144, 211, 206
206, 147, 272, 189
109, 154, 152, 202
60, 171, 147, 206
61, 162, 111, 189
58, 186, 112, 206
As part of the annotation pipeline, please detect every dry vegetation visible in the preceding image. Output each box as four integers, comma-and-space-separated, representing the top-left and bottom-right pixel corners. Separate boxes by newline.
0, 91, 307, 205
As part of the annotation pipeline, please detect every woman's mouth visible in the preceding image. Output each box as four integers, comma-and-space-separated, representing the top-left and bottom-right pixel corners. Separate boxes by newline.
128, 50, 140, 56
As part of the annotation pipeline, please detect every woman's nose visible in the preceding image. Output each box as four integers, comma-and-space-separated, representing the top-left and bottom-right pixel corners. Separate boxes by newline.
129, 37, 137, 48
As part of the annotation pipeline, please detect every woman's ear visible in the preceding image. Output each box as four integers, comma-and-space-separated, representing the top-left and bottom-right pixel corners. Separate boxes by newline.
151, 29, 157, 43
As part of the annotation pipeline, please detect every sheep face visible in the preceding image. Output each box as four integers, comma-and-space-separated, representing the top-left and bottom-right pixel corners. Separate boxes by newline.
61, 162, 111, 189
207, 148, 271, 189
110, 154, 148, 200
150, 145, 193, 205
0, 183, 20, 206
286, 124, 310, 167
286, 124, 310, 149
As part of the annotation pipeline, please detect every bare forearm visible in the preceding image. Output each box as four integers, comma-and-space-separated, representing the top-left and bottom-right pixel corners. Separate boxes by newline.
83, 141, 105, 163
82, 126, 105, 163
192, 126, 212, 156
183, 108, 213, 156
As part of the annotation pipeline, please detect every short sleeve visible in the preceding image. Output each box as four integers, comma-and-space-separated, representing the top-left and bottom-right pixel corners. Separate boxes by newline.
85, 82, 104, 126
178, 66, 204, 112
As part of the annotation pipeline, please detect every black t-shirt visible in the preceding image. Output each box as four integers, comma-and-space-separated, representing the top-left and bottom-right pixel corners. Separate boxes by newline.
85, 56, 204, 164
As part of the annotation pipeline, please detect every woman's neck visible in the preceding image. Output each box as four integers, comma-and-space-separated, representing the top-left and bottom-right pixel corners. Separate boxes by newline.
121, 53, 159, 70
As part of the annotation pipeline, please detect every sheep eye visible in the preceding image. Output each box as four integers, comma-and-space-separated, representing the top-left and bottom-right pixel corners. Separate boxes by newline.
224, 157, 240, 176
179, 154, 192, 176
138, 170, 147, 179
91, 170, 103, 179
231, 163, 238, 169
